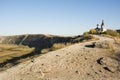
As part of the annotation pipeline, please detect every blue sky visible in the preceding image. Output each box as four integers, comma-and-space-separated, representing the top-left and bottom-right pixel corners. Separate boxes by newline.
0, 0, 120, 36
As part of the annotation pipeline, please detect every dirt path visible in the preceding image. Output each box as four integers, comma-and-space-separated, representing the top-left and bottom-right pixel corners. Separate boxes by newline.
0, 35, 119, 80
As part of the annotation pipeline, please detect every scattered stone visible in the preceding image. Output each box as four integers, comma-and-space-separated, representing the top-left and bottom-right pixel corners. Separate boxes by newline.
84, 57, 87, 60
97, 57, 103, 65
103, 67, 112, 72
95, 72, 98, 74
75, 71, 79, 74
97, 57, 119, 72
90, 65, 93, 68
56, 55, 60, 57
31, 59, 35, 63
87, 73, 90, 75
85, 43, 95, 48
41, 64, 44, 66
99, 70, 102, 73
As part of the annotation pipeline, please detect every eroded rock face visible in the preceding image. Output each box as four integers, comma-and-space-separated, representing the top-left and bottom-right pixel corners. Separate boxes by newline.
97, 57, 119, 72
94, 41, 113, 49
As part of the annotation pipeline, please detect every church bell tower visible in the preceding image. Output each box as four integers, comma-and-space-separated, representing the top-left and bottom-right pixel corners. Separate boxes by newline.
101, 20, 106, 32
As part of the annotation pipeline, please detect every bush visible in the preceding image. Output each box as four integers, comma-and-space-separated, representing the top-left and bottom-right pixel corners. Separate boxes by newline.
105, 30, 119, 37
89, 29, 96, 34
83, 32, 89, 36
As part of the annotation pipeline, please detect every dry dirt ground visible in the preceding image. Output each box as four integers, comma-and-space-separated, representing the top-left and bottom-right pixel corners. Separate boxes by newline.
0, 35, 120, 80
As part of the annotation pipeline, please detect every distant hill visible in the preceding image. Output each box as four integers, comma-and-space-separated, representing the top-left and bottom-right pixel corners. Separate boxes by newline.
0, 34, 93, 52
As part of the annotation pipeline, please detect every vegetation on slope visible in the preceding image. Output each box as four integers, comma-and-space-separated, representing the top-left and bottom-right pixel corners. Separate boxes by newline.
103, 30, 120, 45
41, 35, 97, 54
83, 29, 120, 44
0, 44, 34, 70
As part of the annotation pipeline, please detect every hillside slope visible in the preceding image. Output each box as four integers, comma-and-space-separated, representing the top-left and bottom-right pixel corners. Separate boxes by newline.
0, 35, 120, 80
0, 34, 95, 71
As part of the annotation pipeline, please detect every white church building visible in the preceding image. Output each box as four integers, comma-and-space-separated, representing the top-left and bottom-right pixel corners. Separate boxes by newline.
95, 20, 107, 33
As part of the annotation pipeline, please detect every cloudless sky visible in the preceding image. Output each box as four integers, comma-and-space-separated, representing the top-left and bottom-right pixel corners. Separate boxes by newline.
0, 0, 120, 36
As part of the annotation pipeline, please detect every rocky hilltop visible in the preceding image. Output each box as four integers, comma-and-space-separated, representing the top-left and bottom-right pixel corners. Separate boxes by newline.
0, 35, 120, 80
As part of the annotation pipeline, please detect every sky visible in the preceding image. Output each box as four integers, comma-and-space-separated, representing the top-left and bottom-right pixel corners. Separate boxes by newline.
0, 0, 120, 36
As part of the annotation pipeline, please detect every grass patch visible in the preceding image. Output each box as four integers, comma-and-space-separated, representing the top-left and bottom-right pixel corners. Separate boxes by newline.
41, 48, 51, 54
41, 43, 72, 54
0, 44, 34, 63
52, 43, 71, 50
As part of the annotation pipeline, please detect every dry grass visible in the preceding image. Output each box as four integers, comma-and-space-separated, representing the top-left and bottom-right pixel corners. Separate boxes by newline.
41, 43, 72, 54
41, 48, 51, 54
103, 29, 120, 45
114, 36, 120, 44
52, 43, 71, 50
0, 44, 34, 63
41, 35, 97, 54
102, 34, 120, 45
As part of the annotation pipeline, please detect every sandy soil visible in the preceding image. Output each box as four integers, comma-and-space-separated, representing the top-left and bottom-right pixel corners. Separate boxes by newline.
0, 35, 120, 80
